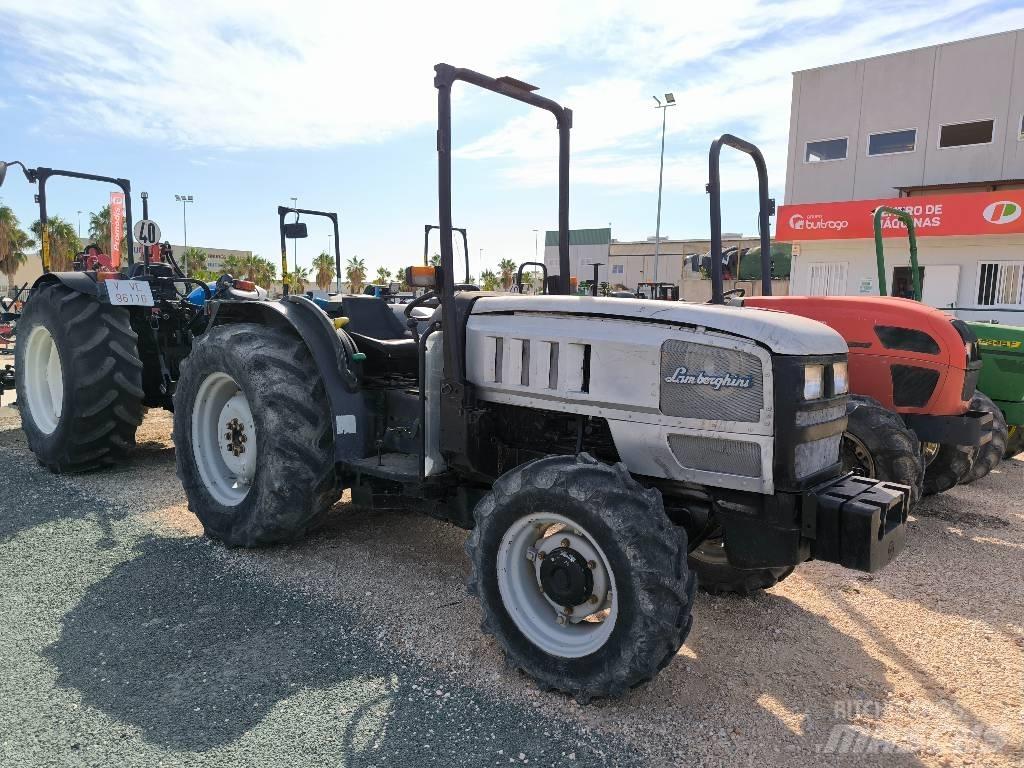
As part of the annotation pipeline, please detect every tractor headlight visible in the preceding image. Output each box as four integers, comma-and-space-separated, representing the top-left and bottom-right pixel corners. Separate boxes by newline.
803, 364, 824, 400
832, 362, 849, 395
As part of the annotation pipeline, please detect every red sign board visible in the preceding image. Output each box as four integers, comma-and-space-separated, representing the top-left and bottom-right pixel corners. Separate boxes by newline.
109, 191, 125, 267
776, 191, 1024, 241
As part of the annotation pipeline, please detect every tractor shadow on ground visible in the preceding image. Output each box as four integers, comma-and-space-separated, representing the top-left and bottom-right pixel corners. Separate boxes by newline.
0, 443, 126, 547
44, 534, 634, 765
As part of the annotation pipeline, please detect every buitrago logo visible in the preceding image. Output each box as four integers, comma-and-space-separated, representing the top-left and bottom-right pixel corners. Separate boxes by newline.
983, 201, 1022, 225
664, 366, 753, 390
788, 212, 849, 232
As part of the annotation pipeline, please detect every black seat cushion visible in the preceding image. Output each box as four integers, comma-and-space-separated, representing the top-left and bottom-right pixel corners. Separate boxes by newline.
349, 332, 419, 378
341, 295, 410, 340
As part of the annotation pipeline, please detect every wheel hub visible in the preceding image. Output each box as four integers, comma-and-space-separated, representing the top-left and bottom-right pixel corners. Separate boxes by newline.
539, 547, 594, 607
224, 417, 248, 457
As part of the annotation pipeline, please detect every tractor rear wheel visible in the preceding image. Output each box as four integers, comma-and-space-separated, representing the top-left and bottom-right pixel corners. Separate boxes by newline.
841, 395, 924, 506
15, 281, 145, 472
922, 443, 976, 496
1006, 425, 1024, 459
962, 392, 1007, 484
174, 322, 340, 546
466, 453, 696, 701
688, 533, 794, 595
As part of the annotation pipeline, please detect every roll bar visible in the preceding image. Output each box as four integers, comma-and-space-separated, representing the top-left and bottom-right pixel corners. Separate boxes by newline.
277, 206, 341, 296
12, 166, 135, 275
423, 224, 469, 283
707, 134, 773, 303
516, 261, 548, 294
874, 206, 920, 300
434, 63, 572, 391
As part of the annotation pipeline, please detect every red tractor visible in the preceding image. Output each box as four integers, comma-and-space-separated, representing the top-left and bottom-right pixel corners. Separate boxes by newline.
706, 135, 990, 502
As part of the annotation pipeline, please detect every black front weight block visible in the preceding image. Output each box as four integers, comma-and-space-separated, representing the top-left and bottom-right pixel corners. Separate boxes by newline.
809, 474, 909, 573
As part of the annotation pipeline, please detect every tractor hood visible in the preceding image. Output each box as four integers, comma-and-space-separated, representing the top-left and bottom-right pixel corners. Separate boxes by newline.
469, 295, 847, 357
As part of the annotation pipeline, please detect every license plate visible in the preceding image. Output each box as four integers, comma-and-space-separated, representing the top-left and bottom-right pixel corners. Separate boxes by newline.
106, 279, 155, 307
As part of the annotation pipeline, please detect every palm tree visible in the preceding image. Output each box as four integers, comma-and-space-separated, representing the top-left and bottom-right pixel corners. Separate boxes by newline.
375, 266, 391, 285
31, 217, 79, 272
313, 251, 336, 291
284, 265, 310, 293
429, 253, 441, 266
221, 253, 247, 276
182, 247, 208, 277
88, 205, 127, 258
0, 206, 36, 284
345, 256, 367, 294
480, 269, 500, 292
498, 258, 517, 290
247, 255, 276, 288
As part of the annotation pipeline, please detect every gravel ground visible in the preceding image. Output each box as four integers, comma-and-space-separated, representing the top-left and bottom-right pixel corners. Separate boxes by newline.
0, 404, 1021, 767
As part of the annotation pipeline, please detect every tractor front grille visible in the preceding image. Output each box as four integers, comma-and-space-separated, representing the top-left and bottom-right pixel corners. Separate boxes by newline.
668, 434, 762, 478
659, 340, 764, 422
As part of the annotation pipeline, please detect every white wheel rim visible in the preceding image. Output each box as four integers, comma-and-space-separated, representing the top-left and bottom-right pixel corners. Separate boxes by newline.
191, 372, 257, 506
24, 325, 64, 434
496, 512, 618, 658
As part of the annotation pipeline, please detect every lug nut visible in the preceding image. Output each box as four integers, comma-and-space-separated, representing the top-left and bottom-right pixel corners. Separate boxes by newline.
526, 547, 537, 562
560, 538, 570, 548
536, 550, 545, 561
588, 560, 596, 569
556, 615, 567, 625
588, 594, 599, 604
563, 605, 573, 615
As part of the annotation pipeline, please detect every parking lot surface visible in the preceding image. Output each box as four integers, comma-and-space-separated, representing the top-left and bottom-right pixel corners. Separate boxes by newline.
0, 404, 1021, 767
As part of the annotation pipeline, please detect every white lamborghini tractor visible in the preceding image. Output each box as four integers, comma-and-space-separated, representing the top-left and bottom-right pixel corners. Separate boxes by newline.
173, 64, 909, 700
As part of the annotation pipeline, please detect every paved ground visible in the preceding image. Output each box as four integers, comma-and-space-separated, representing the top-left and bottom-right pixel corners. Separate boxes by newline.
0, 404, 1021, 767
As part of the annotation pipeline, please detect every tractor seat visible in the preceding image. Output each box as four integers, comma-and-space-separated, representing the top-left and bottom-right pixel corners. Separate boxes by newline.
340, 295, 418, 378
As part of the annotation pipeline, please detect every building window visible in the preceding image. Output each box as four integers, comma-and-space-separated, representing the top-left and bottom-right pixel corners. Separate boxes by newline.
805, 137, 848, 162
868, 128, 917, 156
806, 262, 848, 296
977, 262, 1024, 306
611, 264, 624, 275
939, 119, 994, 148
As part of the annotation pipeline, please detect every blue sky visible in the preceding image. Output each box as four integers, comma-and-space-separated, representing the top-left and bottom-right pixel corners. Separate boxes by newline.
1, 0, 1022, 280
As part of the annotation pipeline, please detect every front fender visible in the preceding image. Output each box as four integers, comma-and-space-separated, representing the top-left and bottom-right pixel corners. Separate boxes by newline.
31, 271, 101, 298
208, 296, 367, 462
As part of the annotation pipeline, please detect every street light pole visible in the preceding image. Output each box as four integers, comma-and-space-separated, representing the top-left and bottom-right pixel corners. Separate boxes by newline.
290, 197, 298, 286
77, 210, 82, 240
652, 93, 676, 285
175, 194, 194, 276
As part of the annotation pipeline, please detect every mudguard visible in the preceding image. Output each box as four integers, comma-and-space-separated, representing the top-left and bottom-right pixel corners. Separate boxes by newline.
31, 272, 101, 298
208, 295, 368, 462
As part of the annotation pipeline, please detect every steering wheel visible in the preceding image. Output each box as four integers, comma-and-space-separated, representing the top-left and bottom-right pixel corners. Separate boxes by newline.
721, 288, 746, 299
404, 290, 439, 321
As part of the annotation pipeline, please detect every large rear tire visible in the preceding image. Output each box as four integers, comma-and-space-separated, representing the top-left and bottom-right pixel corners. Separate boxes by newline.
466, 454, 695, 701
174, 322, 339, 547
841, 395, 924, 507
15, 281, 145, 472
962, 392, 1007, 484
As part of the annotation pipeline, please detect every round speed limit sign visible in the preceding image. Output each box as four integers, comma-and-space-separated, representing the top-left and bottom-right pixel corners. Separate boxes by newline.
134, 219, 162, 246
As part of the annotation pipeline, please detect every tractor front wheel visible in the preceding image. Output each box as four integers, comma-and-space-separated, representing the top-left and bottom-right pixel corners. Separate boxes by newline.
841, 395, 924, 506
962, 392, 1007, 484
466, 453, 696, 701
922, 443, 976, 496
174, 322, 339, 546
1006, 425, 1024, 459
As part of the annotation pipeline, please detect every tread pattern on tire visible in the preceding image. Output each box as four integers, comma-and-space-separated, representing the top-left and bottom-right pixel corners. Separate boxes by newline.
962, 391, 1007, 484
1005, 425, 1024, 459
465, 453, 696, 701
843, 394, 924, 506
16, 281, 145, 472
174, 322, 339, 547
923, 443, 976, 496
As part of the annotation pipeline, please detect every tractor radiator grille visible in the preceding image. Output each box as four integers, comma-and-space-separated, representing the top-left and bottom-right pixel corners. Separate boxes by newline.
659, 340, 763, 422
668, 434, 762, 478
795, 434, 843, 479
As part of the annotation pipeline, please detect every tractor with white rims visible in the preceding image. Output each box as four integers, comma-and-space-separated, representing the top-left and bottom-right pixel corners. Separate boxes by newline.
174, 64, 910, 699
0, 162, 264, 472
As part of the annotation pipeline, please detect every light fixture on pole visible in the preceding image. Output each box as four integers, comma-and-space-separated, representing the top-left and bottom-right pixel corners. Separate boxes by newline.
77, 210, 83, 239
652, 92, 676, 285
175, 194, 194, 276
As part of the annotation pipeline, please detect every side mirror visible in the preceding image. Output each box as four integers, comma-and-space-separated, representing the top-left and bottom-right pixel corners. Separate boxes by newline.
388, 281, 402, 294
0, 162, 7, 187
282, 222, 308, 239
405, 265, 439, 289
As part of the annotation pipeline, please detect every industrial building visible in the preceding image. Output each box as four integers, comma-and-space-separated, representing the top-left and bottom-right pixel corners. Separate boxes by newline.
781, 28, 1024, 323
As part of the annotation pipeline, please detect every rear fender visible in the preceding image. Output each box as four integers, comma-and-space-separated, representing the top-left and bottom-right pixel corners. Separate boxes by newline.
31, 272, 101, 298
208, 296, 368, 462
